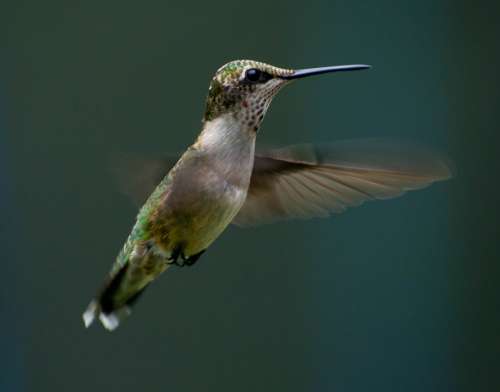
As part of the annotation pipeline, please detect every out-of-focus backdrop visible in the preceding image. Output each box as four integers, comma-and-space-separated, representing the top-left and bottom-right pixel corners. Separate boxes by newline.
2, 1, 499, 391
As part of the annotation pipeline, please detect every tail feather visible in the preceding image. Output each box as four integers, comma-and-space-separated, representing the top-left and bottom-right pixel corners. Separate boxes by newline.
82, 300, 98, 328
82, 300, 131, 331
82, 263, 148, 331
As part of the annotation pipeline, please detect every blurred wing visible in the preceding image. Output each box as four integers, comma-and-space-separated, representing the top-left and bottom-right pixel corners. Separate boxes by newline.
233, 139, 453, 227
110, 152, 179, 206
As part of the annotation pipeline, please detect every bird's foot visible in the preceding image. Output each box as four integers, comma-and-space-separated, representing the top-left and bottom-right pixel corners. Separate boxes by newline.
183, 250, 206, 266
167, 249, 206, 267
167, 246, 183, 266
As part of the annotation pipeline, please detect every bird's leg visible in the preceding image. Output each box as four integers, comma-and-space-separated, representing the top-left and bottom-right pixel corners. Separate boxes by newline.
167, 246, 206, 267
167, 245, 184, 267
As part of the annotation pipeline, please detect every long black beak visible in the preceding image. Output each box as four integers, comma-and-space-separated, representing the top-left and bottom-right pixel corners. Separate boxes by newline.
282, 64, 371, 80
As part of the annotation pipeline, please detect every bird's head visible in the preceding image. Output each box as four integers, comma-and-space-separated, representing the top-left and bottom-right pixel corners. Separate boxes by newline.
203, 59, 370, 132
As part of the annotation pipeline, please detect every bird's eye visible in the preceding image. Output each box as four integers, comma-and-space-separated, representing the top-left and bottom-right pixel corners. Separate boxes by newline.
245, 68, 261, 82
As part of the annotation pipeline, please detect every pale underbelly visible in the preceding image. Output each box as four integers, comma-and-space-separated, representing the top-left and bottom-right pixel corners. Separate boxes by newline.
152, 184, 246, 257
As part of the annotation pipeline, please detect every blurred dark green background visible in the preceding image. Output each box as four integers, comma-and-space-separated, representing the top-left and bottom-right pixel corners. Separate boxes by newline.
2, 1, 499, 391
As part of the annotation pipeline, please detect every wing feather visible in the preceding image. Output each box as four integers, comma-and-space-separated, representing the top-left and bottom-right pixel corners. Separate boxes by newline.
233, 139, 452, 227
110, 153, 178, 206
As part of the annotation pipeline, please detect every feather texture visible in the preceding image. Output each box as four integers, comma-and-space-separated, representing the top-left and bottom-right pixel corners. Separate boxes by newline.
232, 139, 452, 226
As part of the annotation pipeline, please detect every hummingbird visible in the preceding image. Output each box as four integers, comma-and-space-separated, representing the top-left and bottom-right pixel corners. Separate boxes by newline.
83, 60, 452, 331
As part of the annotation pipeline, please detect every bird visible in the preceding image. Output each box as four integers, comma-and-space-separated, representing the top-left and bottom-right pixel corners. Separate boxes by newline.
82, 59, 452, 331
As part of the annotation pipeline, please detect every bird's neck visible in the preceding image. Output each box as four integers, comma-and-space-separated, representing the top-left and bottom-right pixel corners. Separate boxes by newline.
195, 113, 256, 158
192, 113, 256, 181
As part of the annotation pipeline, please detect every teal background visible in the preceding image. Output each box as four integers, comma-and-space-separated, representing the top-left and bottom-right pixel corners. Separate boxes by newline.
2, 1, 499, 391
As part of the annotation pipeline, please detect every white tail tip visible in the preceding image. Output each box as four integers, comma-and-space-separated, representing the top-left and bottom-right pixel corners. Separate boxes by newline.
99, 312, 120, 331
83, 301, 98, 328
99, 307, 131, 331
82, 300, 131, 331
